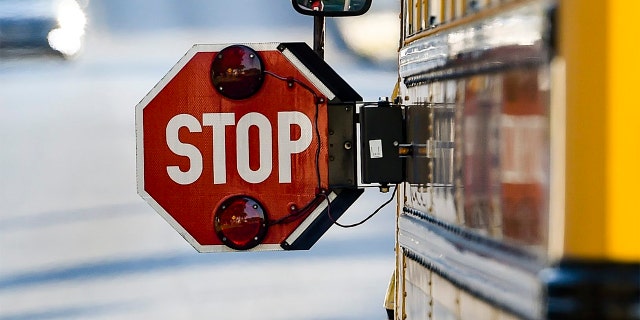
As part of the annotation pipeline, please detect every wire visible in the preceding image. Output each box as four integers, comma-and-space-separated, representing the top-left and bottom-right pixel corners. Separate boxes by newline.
263, 72, 399, 228
264, 70, 324, 225
324, 185, 397, 228
268, 193, 324, 226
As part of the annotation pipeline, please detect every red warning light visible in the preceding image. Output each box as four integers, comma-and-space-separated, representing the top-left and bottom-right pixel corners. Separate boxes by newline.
210, 45, 265, 100
214, 196, 268, 250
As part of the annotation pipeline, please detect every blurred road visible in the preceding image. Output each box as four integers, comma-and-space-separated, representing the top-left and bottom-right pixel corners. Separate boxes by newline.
0, 1, 398, 319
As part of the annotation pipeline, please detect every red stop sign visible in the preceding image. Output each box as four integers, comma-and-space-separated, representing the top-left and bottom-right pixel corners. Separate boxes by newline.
136, 43, 362, 252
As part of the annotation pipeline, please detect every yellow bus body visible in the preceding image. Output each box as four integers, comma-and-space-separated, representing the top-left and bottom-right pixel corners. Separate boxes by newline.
392, 0, 640, 319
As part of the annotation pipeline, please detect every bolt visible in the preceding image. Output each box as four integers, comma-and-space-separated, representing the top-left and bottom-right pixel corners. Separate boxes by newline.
329, 156, 335, 161
345, 106, 351, 111
221, 205, 226, 210
329, 130, 334, 135
252, 204, 258, 209
393, 141, 399, 147
380, 186, 390, 193
344, 141, 352, 150
290, 204, 296, 211
249, 54, 255, 58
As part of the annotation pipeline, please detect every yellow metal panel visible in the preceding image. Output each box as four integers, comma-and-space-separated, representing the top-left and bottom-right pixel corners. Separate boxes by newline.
607, 0, 640, 261
560, 0, 607, 258
459, 291, 499, 320
562, 0, 640, 260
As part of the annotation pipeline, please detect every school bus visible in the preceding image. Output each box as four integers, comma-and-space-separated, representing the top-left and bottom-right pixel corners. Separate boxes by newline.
385, 0, 640, 319
293, 0, 640, 318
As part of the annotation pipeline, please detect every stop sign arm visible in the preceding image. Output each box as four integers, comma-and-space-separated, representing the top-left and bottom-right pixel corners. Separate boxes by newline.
281, 188, 364, 250
272, 44, 361, 189
137, 42, 366, 252
277, 42, 362, 104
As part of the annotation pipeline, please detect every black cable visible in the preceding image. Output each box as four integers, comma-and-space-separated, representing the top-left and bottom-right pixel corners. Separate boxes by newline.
324, 185, 397, 228
264, 70, 324, 225
268, 193, 324, 226
314, 99, 321, 189
264, 73, 400, 227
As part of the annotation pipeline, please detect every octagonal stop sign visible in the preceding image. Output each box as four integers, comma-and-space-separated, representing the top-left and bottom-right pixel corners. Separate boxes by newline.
136, 42, 363, 252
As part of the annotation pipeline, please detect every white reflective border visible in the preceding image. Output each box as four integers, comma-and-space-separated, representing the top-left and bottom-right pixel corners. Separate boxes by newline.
284, 192, 337, 246
135, 42, 319, 253
279, 47, 336, 101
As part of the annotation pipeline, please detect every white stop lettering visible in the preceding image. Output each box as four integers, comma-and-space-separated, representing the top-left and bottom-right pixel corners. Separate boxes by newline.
165, 111, 313, 185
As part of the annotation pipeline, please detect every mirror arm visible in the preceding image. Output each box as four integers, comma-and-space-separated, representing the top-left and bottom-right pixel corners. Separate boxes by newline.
313, 16, 325, 59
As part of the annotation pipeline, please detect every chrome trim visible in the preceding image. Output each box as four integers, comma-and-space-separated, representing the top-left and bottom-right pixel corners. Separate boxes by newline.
399, 1, 552, 83
399, 207, 546, 319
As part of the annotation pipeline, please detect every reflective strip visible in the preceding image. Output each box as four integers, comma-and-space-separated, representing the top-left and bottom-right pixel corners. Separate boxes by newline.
284, 192, 337, 245
280, 48, 336, 100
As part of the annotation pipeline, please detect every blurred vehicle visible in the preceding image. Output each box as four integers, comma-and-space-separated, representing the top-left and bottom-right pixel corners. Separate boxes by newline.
0, 0, 87, 58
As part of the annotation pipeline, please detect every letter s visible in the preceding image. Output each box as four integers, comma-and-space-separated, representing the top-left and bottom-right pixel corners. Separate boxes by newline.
166, 114, 203, 185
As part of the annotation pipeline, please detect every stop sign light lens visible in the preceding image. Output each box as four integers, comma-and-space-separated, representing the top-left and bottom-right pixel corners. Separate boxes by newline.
214, 196, 268, 250
210, 45, 265, 100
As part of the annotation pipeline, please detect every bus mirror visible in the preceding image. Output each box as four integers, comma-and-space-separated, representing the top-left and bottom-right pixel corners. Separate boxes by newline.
291, 0, 371, 17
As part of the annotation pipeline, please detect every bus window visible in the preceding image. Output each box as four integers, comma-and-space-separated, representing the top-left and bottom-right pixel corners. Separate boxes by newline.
461, 75, 502, 235
428, 0, 442, 26
432, 81, 456, 187
455, 0, 465, 18
413, 0, 423, 33
444, 0, 454, 23
500, 69, 549, 246
421, 0, 429, 31
405, 0, 414, 35
458, 69, 550, 246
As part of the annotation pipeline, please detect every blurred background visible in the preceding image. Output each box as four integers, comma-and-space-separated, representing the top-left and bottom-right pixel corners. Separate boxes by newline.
0, 0, 400, 319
